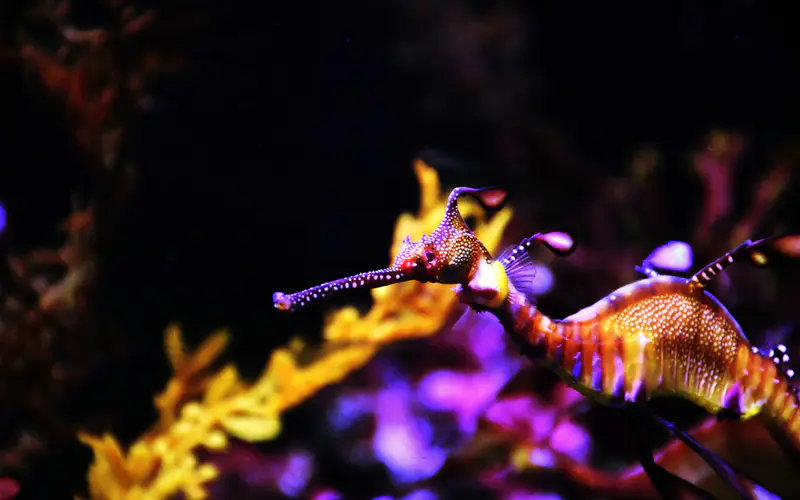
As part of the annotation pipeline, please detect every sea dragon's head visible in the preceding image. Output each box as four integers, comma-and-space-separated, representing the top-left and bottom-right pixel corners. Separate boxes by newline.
272, 186, 510, 312
390, 187, 509, 285
272, 186, 577, 312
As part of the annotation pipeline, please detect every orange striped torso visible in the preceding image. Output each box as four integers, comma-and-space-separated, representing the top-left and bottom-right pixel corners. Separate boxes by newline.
494, 272, 800, 453
504, 276, 760, 416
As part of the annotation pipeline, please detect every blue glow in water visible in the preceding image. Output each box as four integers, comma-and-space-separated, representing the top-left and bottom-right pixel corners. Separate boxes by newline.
403, 490, 437, 500
751, 486, 780, 500
372, 384, 448, 483
277, 451, 314, 497
528, 448, 555, 468
645, 241, 693, 272
507, 492, 563, 500
550, 421, 590, 461
328, 392, 374, 430
373, 418, 448, 483
417, 369, 512, 434
0, 203, 6, 233
314, 491, 344, 500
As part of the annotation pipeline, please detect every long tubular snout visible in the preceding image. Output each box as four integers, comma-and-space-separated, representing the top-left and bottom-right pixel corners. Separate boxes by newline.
272, 267, 413, 312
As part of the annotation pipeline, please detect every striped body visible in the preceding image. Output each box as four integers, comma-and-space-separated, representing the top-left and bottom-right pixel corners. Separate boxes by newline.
495, 275, 800, 448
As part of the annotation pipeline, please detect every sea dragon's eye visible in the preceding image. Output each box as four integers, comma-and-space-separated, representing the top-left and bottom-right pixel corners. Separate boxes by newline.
423, 248, 436, 264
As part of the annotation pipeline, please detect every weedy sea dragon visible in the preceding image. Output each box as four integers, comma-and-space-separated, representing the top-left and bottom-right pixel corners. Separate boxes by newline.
272, 186, 800, 499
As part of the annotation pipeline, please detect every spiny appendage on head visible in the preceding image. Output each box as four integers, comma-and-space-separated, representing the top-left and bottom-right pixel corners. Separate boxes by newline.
272, 186, 509, 313
272, 267, 412, 312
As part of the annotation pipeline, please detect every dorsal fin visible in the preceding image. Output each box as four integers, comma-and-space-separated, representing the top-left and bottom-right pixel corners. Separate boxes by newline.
497, 230, 575, 300
497, 244, 541, 300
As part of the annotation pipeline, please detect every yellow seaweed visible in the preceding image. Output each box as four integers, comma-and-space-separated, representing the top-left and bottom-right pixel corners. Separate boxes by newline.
78, 160, 512, 499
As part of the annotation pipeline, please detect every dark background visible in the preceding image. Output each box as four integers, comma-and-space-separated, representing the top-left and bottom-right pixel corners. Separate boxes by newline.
2, 1, 800, 497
